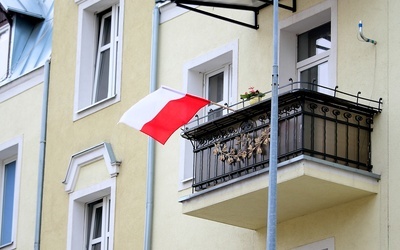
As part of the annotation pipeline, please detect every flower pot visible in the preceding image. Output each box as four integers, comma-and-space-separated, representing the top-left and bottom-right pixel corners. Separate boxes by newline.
250, 97, 262, 105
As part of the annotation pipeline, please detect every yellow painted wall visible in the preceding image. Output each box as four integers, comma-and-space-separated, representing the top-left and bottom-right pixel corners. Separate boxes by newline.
276, 196, 380, 249
0, 79, 43, 249
154, 0, 392, 249
387, 0, 400, 248
41, 0, 154, 249
41, 0, 399, 249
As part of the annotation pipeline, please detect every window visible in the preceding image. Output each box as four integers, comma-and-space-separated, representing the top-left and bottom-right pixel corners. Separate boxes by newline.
86, 197, 111, 250
64, 142, 119, 250
74, 0, 124, 120
179, 40, 238, 189
0, 160, 15, 246
0, 137, 21, 250
280, 0, 337, 95
67, 183, 115, 250
0, 24, 10, 81
93, 7, 119, 104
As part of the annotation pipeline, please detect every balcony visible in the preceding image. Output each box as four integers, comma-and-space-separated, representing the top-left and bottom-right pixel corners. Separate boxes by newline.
179, 83, 382, 229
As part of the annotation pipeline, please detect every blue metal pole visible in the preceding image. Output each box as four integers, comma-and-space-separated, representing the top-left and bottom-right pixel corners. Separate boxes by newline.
266, 0, 279, 249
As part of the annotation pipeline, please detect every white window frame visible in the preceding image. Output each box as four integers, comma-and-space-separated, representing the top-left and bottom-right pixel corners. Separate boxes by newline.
0, 24, 10, 81
64, 142, 119, 250
279, 0, 337, 95
0, 158, 16, 247
179, 40, 238, 190
0, 136, 22, 250
67, 179, 116, 250
87, 196, 111, 250
73, 0, 124, 121
92, 7, 118, 104
292, 237, 335, 250
297, 51, 330, 72
297, 22, 331, 92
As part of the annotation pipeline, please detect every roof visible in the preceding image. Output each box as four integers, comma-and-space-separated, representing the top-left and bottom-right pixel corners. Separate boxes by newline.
0, 0, 44, 19
0, 0, 53, 84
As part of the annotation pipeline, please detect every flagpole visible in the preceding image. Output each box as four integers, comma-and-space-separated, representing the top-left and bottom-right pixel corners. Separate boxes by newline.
266, 0, 279, 249
209, 101, 236, 112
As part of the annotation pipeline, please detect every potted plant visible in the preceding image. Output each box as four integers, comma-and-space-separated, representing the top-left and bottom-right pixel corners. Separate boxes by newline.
240, 87, 265, 104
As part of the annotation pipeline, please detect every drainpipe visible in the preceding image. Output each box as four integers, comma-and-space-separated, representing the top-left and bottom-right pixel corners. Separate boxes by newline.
144, 2, 163, 249
34, 58, 51, 250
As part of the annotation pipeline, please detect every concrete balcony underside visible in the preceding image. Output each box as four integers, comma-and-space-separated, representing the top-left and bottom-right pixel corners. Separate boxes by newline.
179, 155, 380, 230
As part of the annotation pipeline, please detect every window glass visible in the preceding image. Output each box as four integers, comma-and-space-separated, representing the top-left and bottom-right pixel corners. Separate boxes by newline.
300, 61, 329, 88
94, 11, 113, 103
208, 72, 224, 103
92, 205, 103, 239
298, 22, 331, 62
95, 49, 111, 102
205, 67, 229, 120
1, 161, 15, 246
101, 15, 112, 46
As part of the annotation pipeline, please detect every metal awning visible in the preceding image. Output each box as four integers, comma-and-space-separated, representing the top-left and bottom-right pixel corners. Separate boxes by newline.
171, 0, 296, 29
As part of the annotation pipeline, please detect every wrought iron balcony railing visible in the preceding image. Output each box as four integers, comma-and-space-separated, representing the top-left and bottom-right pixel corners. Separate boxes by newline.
182, 82, 382, 191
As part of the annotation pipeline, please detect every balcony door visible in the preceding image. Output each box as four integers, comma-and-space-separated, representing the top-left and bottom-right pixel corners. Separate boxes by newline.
204, 65, 230, 120
297, 22, 331, 92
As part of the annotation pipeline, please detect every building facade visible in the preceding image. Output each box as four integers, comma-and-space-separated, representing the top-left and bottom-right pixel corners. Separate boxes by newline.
0, 0, 52, 249
41, 0, 400, 249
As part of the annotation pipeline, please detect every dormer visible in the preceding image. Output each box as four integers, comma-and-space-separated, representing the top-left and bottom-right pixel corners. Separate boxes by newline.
0, 0, 52, 85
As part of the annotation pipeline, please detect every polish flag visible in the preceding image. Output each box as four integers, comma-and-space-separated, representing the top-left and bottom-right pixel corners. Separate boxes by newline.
119, 86, 210, 144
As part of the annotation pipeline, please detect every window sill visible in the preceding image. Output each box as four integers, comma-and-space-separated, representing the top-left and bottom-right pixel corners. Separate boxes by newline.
74, 94, 118, 121
0, 241, 14, 249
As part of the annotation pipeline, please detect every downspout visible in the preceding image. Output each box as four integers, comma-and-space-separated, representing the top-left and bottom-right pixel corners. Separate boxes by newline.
144, 2, 163, 249
34, 58, 51, 250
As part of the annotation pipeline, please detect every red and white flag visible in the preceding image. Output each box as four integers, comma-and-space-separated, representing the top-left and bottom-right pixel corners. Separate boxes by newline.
119, 86, 210, 144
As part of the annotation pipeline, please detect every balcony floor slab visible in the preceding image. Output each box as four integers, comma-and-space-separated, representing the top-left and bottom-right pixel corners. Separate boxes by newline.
179, 155, 380, 230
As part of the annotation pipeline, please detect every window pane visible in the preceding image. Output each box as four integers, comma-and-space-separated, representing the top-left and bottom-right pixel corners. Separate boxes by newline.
300, 61, 329, 90
114, 41, 118, 86
208, 72, 224, 103
1, 161, 16, 245
107, 199, 111, 232
92, 206, 103, 239
208, 108, 223, 120
116, 6, 120, 37
298, 22, 331, 62
101, 15, 111, 46
95, 49, 111, 102
92, 243, 101, 250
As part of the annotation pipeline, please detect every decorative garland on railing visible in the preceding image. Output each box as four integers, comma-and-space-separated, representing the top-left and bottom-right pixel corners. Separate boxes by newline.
212, 127, 270, 164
